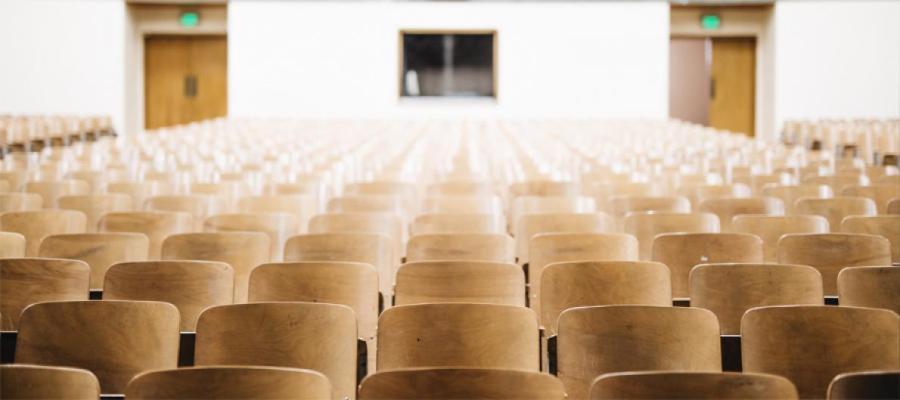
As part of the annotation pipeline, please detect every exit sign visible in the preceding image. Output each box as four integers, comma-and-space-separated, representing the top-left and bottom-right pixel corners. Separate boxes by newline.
180, 11, 200, 28
701, 14, 721, 30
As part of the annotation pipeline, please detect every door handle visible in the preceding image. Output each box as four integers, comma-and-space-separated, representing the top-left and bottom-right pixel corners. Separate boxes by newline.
184, 75, 198, 98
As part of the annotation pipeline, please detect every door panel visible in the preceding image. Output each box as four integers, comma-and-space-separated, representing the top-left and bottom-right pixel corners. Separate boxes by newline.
709, 37, 756, 136
669, 37, 711, 125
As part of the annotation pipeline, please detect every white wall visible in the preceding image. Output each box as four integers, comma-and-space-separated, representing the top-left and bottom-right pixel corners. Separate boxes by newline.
229, 1, 670, 119
774, 1, 900, 131
0, 0, 126, 131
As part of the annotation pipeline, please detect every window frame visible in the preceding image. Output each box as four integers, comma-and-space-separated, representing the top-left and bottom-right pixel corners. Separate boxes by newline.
397, 29, 498, 100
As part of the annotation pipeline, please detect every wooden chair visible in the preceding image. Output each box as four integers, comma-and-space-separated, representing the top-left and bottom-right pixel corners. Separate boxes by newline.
762, 184, 832, 214
328, 195, 406, 216
427, 181, 496, 196
98, 211, 193, 259
843, 184, 900, 213
25, 180, 90, 208
410, 213, 504, 235
57, 194, 132, 233
237, 194, 317, 232
108, 181, 174, 211
0, 193, 43, 212
828, 371, 900, 400
541, 261, 671, 335
732, 215, 829, 262
204, 213, 299, 262
777, 233, 891, 296
0, 364, 100, 399
125, 366, 332, 400
803, 175, 868, 195
887, 197, 900, 214
395, 261, 525, 306
406, 233, 514, 263
162, 232, 269, 303
0, 231, 25, 258
0, 258, 90, 330
377, 303, 539, 372
346, 181, 417, 198
698, 197, 784, 232
557, 305, 722, 399
510, 196, 596, 232
652, 233, 763, 299
677, 184, 752, 208
795, 197, 877, 229
837, 266, 900, 314
0, 210, 87, 256
66, 170, 113, 194
195, 302, 357, 400
624, 212, 720, 260
690, 263, 823, 334
145, 195, 221, 231
509, 180, 579, 199
841, 215, 900, 262
358, 368, 566, 400
515, 213, 613, 265
308, 213, 404, 263
590, 371, 798, 399
605, 196, 691, 229
0, 171, 27, 192
420, 196, 502, 215
284, 233, 394, 299
103, 261, 234, 331
742, 305, 900, 399
590, 182, 664, 206
38, 232, 148, 290
15, 300, 180, 394
529, 233, 638, 316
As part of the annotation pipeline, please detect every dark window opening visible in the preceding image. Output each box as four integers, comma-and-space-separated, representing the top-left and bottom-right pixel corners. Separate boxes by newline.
401, 32, 495, 98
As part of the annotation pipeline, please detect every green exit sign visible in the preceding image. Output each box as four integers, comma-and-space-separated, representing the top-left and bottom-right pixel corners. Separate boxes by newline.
701, 14, 721, 30
180, 11, 200, 28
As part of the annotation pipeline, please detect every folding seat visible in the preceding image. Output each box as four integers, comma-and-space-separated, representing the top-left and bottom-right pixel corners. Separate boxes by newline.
237, 194, 317, 232
359, 368, 566, 400
25, 179, 90, 208
205, 213, 299, 261
0, 192, 43, 212
828, 371, 900, 400
15, 301, 180, 394
410, 213, 505, 235
377, 303, 539, 372
803, 174, 869, 195
309, 213, 404, 263
841, 215, 900, 262
762, 184, 832, 214
677, 184, 752, 208
689, 263, 823, 334
842, 184, 900, 214
0, 365, 100, 399
541, 261, 671, 335
888, 197, 900, 214
591, 371, 798, 399
427, 181, 496, 196
0, 231, 25, 258
395, 261, 525, 306
837, 266, 900, 314
58, 194, 132, 232
98, 211, 193, 259
0, 209, 86, 256
529, 233, 638, 315
698, 197, 784, 232
39, 233, 149, 290
108, 181, 174, 211
510, 195, 595, 232
104, 261, 234, 331
515, 213, 613, 265
0, 258, 89, 330
406, 233, 514, 263
420, 195, 502, 214
777, 233, 891, 295
732, 215, 829, 262
125, 366, 332, 400
557, 305, 721, 399
145, 195, 223, 231
742, 306, 900, 399
195, 302, 357, 400
284, 233, 394, 299
795, 197, 876, 229
624, 212, 720, 260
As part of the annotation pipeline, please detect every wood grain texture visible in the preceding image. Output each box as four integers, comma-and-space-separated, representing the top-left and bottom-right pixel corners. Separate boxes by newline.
359, 368, 565, 400
515, 213, 613, 263
125, 366, 331, 400
742, 306, 900, 399
677, 185, 753, 209
762, 185, 833, 214
837, 266, 900, 315
108, 181, 174, 211
590, 371, 797, 400
509, 180, 579, 198
98, 211, 193, 259
652, 232, 763, 298
733, 215, 829, 262
709, 37, 755, 136
796, 197, 877, 230
0, 231, 25, 258
284, 233, 394, 299
195, 302, 357, 400
624, 212, 720, 260
0, 257, 90, 330
803, 175, 868, 195
427, 181, 496, 196
237, 194, 317, 233
309, 213, 404, 263
205, 212, 299, 262
0, 210, 87, 256
0, 193, 43, 212
15, 301, 180, 394
699, 197, 784, 232
887, 198, 899, 214
777, 233, 891, 295
690, 263, 823, 334
411, 213, 504, 235
421, 196, 502, 214
395, 261, 525, 306
145, 195, 221, 231
828, 371, 900, 400
406, 233, 513, 263
24, 180, 90, 208
39, 233, 149, 289
841, 215, 900, 263
0, 364, 100, 400
510, 196, 595, 232
58, 194, 133, 233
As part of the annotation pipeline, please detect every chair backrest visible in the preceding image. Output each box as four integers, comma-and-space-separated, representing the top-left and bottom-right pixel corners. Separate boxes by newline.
515, 213, 613, 264
377, 303, 539, 372
237, 194, 317, 232
39, 233, 149, 290
25, 179, 90, 208
652, 232, 763, 299
204, 212, 299, 262
605, 196, 691, 217
108, 181, 174, 211
803, 175, 868, 194
777, 233, 891, 295
103, 261, 234, 331
557, 305, 722, 399
145, 195, 220, 231
509, 180, 579, 199
406, 233, 514, 263
732, 215, 829, 262
125, 366, 332, 400
0, 210, 87, 256
742, 305, 900, 399
0, 231, 25, 258
541, 261, 671, 335
58, 194, 132, 232
395, 261, 525, 307
98, 211, 193, 259
0, 192, 43, 212
327, 195, 406, 215
841, 215, 900, 263
843, 184, 900, 213
410, 213, 504, 235
195, 302, 357, 400
420, 196, 502, 214
358, 368, 566, 400
827, 371, 900, 400
698, 197, 785, 232
15, 300, 180, 394
511, 195, 596, 232
590, 371, 798, 400
690, 263, 823, 334
795, 197, 877, 230
427, 181, 496, 196
161, 232, 269, 303
284, 233, 394, 298
888, 198, 900, 214
308, 213, 404, 262
762, 184, 832, 214
678, 184, 752, 208
837, 266, 900, 315
0, 365, 100, 399
624, 212, 720, 260
0, 257, 90, 330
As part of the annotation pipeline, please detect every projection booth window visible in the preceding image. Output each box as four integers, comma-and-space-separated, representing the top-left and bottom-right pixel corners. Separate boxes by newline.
401, 32, 496, 98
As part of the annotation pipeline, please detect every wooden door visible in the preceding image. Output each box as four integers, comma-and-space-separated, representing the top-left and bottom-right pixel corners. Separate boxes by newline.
145, 35, 227, 130
709, 37, 755, 136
